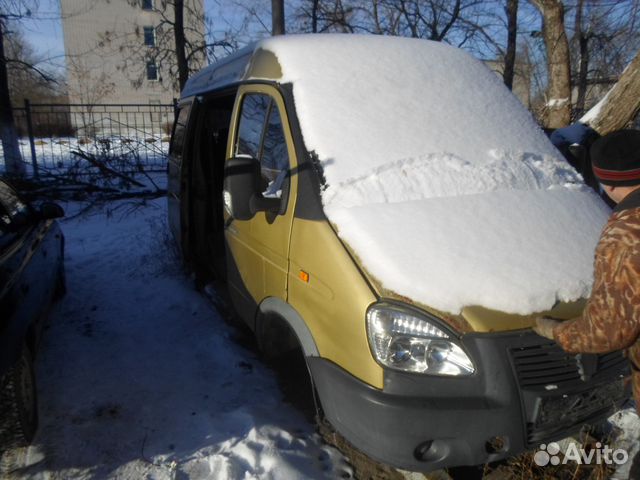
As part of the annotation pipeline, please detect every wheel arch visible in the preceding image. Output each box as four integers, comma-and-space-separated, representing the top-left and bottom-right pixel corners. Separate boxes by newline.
256, 297, 319, 358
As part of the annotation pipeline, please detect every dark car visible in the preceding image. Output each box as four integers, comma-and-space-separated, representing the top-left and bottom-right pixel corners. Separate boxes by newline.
0, 178, 65, 451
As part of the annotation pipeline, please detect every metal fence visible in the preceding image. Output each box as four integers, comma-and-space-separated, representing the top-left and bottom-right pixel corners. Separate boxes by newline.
7, 100, 177, 177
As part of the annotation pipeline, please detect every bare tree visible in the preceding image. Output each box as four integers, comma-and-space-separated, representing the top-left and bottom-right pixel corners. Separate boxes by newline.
6, 29, 62, 105
96, 0, 210, 93
290, 0, 505, 55
583, 49, 640, 134
272, 0, 285, 35
173, 0, 190, 90
299, 0, 358, 33
0, 17, 24, 176
571, 0, 589, 116
394, 0, 462, 40
530, 0, 571, 128
0, 1, 44, 176
65, 57, 116, 138
503, 0, 518, 90
568, 0, 640, 119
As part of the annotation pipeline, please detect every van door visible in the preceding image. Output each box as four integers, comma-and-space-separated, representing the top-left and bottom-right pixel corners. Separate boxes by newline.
168, 101, 192, 250
224, 85, 298, 324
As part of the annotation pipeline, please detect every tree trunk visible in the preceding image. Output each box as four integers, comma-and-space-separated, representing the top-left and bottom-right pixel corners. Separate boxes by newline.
173, 0, 189, 92
503, 0, 518, 90
311, 0, 319, 33
532, 0, 572, 128
584, 50, 640, 135
0, 19, 25, 176
575, 34, 589, 118
573, 0, 589, 119
272, 0, 285, 35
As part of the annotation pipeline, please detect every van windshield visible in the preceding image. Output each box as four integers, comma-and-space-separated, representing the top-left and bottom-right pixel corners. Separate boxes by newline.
262, 35, 581, 208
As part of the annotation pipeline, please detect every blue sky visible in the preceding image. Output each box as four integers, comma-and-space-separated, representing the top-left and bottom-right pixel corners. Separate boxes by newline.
19, 0, 66, 70
18, 0, 254, 74
18, 0, 523, 76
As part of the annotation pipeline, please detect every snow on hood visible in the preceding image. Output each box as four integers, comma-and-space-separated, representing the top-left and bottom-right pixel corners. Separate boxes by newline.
260, 34, 609, 315
327, 188, 608, 315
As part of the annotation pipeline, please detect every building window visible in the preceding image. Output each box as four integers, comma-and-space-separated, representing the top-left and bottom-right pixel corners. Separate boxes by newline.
146, 61, 158, 81
143, 26, 155, 46
142, 0, 153, 10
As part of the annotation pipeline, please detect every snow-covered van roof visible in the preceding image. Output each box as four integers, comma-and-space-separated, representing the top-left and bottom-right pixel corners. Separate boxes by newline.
190, 35, 610, 317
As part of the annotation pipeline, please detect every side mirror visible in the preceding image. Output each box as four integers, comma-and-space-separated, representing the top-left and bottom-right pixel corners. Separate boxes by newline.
39, 202, 65, 220
224, 156, 279, 221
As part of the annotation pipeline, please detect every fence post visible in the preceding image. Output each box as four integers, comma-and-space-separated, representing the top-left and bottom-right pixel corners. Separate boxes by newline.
24, 99, 39, 179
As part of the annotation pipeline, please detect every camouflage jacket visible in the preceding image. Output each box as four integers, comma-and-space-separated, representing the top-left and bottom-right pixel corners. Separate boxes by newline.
553, 189, 640, 412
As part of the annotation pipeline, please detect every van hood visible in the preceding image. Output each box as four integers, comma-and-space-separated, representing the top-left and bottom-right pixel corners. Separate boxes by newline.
326, 186, 609, 324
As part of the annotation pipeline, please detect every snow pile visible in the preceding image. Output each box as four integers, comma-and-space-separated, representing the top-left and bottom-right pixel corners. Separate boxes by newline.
580, 93, 608, 124
609, 407, 640, 479
261, 34, 609, 316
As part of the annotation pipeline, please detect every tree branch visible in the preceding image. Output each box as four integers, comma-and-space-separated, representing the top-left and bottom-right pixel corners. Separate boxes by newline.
6, 58, 56, 83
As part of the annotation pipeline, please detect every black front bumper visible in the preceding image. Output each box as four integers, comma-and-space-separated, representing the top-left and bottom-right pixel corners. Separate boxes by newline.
307, 330, 629, 472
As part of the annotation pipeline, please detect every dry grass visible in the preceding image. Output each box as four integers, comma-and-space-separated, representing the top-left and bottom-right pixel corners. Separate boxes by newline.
316, 417, 405, 480
483, 436, 616, 480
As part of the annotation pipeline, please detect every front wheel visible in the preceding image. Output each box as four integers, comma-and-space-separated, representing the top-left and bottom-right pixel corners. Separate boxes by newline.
0, 346, 38, 452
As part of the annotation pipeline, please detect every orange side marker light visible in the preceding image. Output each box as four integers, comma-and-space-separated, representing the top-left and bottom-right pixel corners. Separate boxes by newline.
299, 270, 310, 283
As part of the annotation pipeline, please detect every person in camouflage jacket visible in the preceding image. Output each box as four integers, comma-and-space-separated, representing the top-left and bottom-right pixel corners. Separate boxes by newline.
535, 129, 640, 477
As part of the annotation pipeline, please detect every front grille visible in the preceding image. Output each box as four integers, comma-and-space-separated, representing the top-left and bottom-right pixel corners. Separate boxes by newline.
510, 342, 627, 388
527, 380, 626, 445
510, 341, 630, 446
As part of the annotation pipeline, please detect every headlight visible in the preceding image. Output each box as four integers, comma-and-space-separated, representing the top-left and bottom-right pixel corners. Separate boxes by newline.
366, 303, 475, 376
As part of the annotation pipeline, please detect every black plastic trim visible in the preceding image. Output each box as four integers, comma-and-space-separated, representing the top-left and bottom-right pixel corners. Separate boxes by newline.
307, 329, 629, 472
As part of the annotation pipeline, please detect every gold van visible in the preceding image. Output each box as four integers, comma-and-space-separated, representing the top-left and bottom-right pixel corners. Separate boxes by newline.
168, 34, 629, 471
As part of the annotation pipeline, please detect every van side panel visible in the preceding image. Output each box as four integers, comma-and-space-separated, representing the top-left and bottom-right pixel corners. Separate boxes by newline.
288, 218, 383, 389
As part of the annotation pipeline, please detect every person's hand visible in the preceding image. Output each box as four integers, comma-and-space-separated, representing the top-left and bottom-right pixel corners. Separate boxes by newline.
533, 317, 561, 340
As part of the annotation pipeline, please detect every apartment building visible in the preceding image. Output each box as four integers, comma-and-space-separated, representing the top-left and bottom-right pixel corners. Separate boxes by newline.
61, 0, 205, 105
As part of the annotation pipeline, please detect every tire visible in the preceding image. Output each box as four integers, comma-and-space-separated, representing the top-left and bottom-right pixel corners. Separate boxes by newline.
0, 347, 38, 452
630, 450, 640, 480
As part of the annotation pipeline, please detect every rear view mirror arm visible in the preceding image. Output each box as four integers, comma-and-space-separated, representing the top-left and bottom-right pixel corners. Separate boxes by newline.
250, 195, 280, 214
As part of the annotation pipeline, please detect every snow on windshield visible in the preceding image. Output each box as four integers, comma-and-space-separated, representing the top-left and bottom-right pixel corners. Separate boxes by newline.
261, 34, 609, 317
260, 34, 576, 197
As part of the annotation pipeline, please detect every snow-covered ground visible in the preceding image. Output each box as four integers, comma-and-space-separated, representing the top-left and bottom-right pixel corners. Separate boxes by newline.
2, 196, 352, 480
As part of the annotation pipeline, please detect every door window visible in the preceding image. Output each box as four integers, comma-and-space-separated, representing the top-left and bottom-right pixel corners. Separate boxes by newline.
235, 93, 290, 200
261, 105, 289, 198
236, 94, 270, 159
